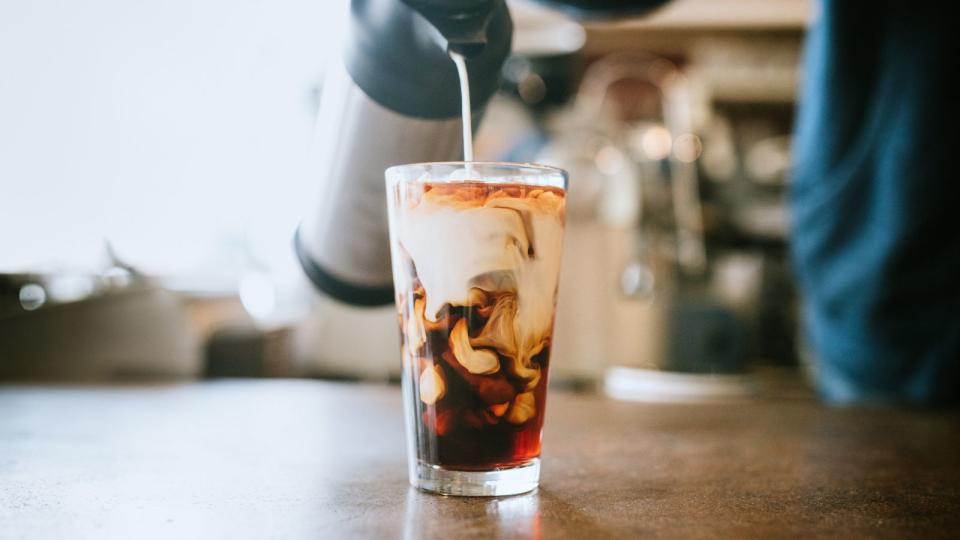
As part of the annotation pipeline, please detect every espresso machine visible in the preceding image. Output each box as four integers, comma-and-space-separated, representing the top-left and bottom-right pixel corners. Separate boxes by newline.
295, 0, 668, 308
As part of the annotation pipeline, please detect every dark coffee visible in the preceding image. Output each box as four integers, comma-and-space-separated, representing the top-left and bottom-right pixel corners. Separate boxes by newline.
392, 181, 565, 470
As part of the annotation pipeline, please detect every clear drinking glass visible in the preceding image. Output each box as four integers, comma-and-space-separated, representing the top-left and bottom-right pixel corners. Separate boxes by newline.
386, 162, 567, 496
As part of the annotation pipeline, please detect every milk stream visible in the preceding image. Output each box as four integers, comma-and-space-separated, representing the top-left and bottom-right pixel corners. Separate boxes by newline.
449, 52, 473, 163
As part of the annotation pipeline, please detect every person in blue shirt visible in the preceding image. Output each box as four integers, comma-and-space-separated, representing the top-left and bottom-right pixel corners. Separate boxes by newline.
790, 1, 959, 405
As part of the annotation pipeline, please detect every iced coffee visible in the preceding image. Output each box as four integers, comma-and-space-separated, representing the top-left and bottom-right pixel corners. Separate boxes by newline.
386, 162, 567, 496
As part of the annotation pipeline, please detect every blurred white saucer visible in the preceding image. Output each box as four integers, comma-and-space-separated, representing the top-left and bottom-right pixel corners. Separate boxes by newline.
604, 366, 757, 403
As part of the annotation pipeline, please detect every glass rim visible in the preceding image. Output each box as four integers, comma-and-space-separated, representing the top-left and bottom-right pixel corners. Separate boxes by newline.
385, 161, 568, 190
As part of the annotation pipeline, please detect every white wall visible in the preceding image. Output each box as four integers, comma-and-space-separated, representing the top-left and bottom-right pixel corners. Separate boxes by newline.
0, 0, 347, 280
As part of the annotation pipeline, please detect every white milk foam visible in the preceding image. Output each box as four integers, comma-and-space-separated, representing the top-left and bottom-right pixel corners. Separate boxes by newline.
398, 187, 564, 365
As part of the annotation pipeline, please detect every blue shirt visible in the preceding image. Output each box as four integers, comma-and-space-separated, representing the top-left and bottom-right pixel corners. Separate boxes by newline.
791, 0, 960, 404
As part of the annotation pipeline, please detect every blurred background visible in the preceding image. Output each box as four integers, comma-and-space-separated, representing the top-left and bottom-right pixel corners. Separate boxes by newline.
0, 0, 810, 399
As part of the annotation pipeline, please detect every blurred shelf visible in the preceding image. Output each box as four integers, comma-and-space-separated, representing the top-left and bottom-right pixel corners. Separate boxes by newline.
581, 0, 809, 56
587, 0, 811, 31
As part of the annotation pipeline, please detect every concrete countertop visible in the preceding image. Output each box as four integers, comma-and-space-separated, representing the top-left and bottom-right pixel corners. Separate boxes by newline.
1, 380, 958, 538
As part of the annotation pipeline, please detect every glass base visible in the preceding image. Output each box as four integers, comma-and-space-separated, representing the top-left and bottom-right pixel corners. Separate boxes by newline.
412, 459, 540, 497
